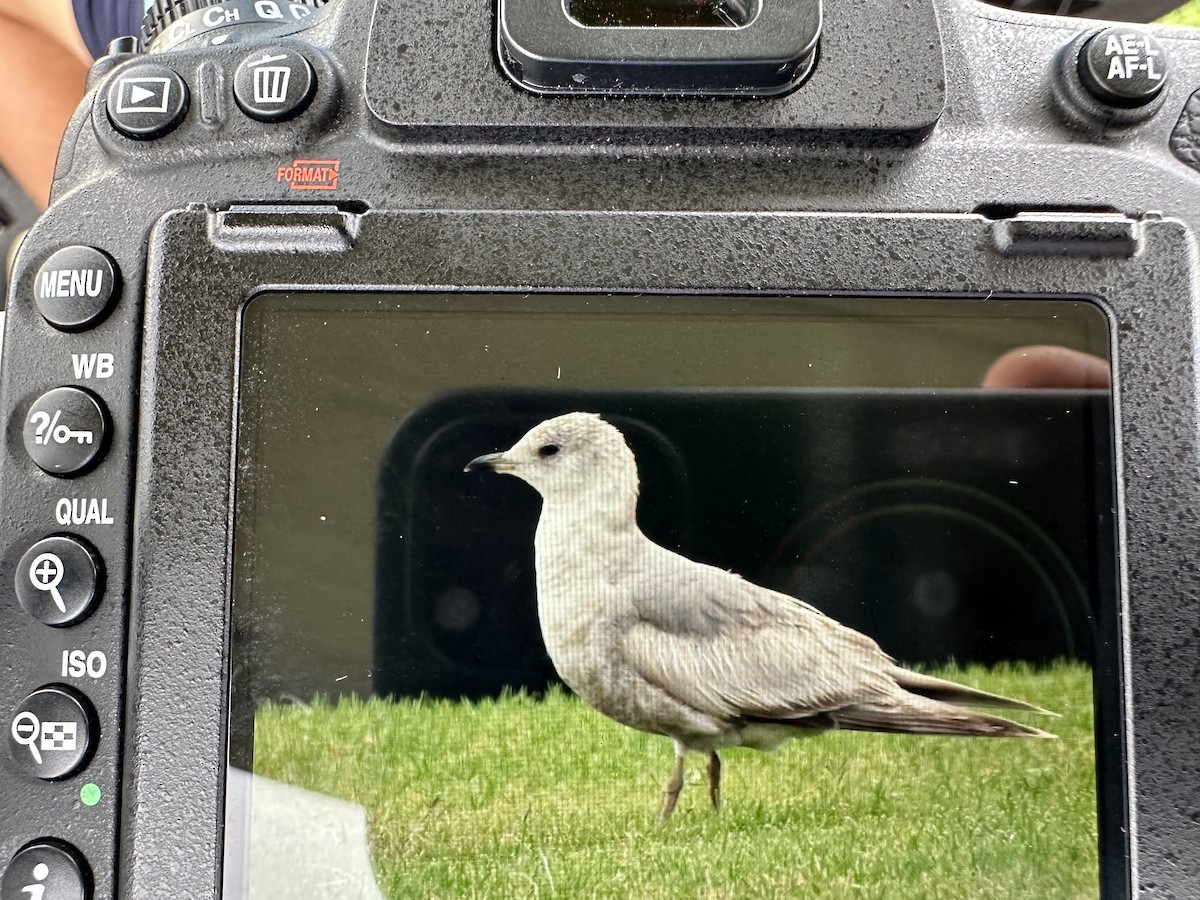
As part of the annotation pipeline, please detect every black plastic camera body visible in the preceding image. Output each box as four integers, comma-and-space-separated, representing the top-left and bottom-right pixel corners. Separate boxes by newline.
2, 0, 1200, 897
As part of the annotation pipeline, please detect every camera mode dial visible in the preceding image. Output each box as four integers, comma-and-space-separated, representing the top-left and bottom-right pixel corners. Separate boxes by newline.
142, 0, 328, 54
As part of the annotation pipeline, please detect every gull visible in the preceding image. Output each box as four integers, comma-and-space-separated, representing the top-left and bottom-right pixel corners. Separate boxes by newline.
465, 412, 1054, 818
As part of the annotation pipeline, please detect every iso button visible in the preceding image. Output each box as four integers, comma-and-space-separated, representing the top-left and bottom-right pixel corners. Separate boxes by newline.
7, 687, 96, 781
33, 247, 119, 331
106, 63, 189, 139
16, 536, 103, 627
22, 388, 110, 477
1078, 27, 1169, 108
233, 48, 316, 122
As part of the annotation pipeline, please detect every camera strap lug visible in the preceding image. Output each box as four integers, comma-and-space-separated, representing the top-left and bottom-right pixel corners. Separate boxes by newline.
990, 211, 1141, 259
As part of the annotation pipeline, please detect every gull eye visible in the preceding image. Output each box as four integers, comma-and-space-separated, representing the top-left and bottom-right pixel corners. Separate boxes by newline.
538, 444, 560, 458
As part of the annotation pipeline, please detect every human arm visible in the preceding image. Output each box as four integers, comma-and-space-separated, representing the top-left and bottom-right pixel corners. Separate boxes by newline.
0, 0, 91, 206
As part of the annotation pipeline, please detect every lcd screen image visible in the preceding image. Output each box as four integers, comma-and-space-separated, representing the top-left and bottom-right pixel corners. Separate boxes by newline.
227, 294, 1118, 898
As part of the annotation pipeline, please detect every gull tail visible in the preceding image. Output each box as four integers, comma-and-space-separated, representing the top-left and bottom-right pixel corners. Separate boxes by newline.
888, 666, 1058, 717
832, 695, 1056, 739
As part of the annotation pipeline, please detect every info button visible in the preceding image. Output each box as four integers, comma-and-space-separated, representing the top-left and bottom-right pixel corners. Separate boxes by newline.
1, 840, 91, 900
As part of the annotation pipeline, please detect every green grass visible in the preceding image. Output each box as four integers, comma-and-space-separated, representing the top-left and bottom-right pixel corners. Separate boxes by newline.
1160, 2, 1200, 25
254, 662, 1098, 899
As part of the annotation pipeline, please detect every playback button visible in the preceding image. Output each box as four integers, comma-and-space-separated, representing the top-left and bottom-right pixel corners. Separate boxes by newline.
22, 387, 110, 477
105, 64, 189, 139
15, 536, 103, 627
7, 687, 97, 781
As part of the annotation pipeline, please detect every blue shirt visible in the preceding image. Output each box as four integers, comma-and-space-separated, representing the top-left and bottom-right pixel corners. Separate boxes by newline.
73, 0, 151, 59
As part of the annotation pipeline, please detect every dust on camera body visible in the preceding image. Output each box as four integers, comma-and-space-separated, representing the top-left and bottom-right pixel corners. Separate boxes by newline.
1, 0, 1199, 897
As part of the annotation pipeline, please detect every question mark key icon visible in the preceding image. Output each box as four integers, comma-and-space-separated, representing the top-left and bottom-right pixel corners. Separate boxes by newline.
15, 536, 103, 627
22, 387, 110, 476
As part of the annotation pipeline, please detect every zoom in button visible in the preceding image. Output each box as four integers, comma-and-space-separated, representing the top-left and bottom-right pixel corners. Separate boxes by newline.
16, 536, 103, 627
22, 387, 110, 477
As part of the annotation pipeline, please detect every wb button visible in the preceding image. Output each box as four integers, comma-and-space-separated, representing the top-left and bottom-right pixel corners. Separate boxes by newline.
105, 64, 190, 139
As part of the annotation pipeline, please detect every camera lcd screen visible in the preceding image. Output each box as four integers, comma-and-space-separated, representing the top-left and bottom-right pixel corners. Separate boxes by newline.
226, 292, 1118, 898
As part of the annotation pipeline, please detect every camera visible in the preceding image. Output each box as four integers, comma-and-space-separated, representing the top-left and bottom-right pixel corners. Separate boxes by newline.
2, 0, 1199, 896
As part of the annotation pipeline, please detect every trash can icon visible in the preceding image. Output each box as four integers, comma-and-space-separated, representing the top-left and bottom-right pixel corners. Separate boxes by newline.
252, 58, 292, 104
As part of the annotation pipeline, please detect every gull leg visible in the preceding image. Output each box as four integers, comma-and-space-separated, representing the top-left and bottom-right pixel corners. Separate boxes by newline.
707, 751, 722, 811
660, 740, 687, 820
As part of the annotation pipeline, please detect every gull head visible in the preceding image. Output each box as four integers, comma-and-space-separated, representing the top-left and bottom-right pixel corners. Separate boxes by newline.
464, 412, 639, 503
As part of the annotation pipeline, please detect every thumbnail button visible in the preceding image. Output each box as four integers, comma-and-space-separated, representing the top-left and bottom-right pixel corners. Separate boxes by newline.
32, 246, 119, 331
15, 536, 103, 627
7, 687, 96, 781
22, 387, 110, 477
233, 47, 316, 122
1, 840, 90, 900
105, 64, 189, 138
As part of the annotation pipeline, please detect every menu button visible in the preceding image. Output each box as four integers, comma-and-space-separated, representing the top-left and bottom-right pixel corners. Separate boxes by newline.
33, 247, 119, 331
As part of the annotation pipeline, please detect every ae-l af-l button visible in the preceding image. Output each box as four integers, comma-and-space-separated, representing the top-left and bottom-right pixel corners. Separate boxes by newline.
1077, 27, 1169, 107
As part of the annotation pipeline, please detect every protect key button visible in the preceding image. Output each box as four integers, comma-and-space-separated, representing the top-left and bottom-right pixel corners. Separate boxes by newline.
22, 387, 111, 477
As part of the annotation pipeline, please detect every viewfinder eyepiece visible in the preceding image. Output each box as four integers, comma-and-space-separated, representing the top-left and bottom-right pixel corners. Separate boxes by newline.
567, 0, 759, 29
498, 0, 821, 96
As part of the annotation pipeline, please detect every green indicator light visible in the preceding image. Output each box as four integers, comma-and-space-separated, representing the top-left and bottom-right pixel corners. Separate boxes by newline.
80, 783, 102, 807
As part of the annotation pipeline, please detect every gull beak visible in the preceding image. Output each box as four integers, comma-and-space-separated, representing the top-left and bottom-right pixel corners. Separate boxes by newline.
464, 451, 517, 474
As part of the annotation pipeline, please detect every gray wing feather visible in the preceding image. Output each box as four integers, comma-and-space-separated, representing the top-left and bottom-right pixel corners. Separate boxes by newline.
619, 549, 897, 721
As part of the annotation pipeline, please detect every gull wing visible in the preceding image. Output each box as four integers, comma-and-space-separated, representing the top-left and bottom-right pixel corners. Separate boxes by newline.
618, 546, 898, 723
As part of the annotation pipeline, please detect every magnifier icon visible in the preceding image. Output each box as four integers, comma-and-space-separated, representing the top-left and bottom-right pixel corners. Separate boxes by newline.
28, 552, 66, 614
11, 711, 42, 764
